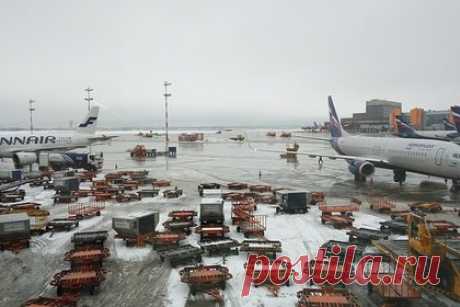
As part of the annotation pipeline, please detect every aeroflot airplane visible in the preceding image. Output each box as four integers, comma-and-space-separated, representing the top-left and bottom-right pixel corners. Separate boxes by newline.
0, 106, 115, 168
289, 97, 460, 191
395, 108, 460, 144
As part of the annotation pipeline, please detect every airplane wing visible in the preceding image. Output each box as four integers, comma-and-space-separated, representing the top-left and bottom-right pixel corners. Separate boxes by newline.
292, 135, 331, 141
255, 148, 390, 165
89, 135, 119, 142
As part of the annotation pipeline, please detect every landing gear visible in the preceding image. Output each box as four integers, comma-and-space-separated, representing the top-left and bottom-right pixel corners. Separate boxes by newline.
354, 174, 366, 183
450, 179, 460, 193
393, 169, 406, 185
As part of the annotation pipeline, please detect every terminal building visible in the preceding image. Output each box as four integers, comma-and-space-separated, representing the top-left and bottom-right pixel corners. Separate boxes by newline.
342, 99, 402, 133
342, 99, 450, 133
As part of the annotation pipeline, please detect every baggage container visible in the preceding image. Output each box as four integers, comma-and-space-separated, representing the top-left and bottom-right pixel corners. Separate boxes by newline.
0, 213, 30, 241
113, 211, 159, 238
72, 231, 108, 248
275, 190, 310, 214
198, 183, 221, 196
202, 189, 223, 198
54, 176, 80, 192
200, 198, 224, 225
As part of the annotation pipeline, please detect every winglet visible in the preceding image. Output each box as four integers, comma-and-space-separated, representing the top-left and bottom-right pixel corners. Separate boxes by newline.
328, 96, 348, 138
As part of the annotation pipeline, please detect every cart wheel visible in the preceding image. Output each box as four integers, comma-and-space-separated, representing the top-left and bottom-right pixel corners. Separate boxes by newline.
96, 211, 101, 216
321, 219, 325, 225
244, 233, 249, 238
236, 226, 240, 233
89, 286, 95, 295
286, 280, 290, 287
275, 207, 280, 214
221, 281, 226, 290
57, 286, 63, 297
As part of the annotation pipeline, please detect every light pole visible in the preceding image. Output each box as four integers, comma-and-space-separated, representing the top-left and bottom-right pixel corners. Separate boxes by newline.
29, 99, 36, 134
84, 87, 94, 111
163, 81, 172, 164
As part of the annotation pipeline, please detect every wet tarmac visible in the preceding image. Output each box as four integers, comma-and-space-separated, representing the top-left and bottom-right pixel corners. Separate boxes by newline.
1, 129, 459, 307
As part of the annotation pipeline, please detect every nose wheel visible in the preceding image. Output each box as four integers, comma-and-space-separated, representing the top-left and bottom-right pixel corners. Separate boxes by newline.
451, 179, 460, 193
393, 169, 406, 185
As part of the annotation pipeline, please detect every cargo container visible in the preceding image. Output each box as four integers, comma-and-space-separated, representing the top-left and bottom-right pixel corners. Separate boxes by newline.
275, 190, 310, 214
202, 189, 223, 199
198, 183, 221, 196
72, 231, 108, 248
54, 176, 80, 192
113, 211, 159, 238
0, 213, 31, 241
200, 198, 224, 225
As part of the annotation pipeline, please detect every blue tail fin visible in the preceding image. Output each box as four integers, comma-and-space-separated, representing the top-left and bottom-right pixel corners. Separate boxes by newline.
328, 96, 348, 138
395, 116, 418, 138
450, 106, 460, 133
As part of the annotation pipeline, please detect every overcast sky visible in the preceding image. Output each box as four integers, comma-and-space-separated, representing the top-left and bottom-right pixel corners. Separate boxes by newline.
1, 0, 459, 128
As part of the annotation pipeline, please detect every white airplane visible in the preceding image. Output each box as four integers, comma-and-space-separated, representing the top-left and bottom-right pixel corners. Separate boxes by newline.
394, 109, 460, 144
0, 106, 115, 168
278, 96, 460, 191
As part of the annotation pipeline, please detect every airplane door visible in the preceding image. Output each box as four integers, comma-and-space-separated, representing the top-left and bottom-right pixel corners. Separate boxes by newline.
435, 148, 446, 166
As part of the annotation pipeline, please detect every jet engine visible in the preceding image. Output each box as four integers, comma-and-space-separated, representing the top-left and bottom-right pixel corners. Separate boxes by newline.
348, 160, 375, 177
12, 152, 37, 168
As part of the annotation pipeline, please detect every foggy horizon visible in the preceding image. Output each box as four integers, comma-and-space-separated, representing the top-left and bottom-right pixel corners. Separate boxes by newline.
2, 1, 459, 128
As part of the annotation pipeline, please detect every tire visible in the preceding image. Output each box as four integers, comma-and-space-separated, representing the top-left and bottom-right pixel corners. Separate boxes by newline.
89, 286, 95, 295
321, 219, 325, 225
57, 286, 63, 297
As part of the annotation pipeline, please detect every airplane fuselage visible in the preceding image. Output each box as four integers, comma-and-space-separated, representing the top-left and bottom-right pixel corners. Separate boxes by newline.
335, 135, 460, 179
0, 132, 91, 157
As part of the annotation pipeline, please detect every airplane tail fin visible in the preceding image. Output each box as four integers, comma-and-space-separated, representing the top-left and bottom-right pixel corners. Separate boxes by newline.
443, 118, 456, 131
395, 116, 418, 138
76, 106, 99, 134
450, 106, 460, 133
328, 96, 348, 138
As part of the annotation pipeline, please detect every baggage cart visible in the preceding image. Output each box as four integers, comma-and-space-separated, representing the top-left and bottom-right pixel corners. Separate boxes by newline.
180, 265, 232, 301
68, 203, 104, 220
22, 296, 78, 307
47, 218, 79, 232
64, 247, 110, 270
158, 244, 203, 267
199, 238, 240, 256
240, 239, 282, 259
195, 225, 229, 241
50, 268, 106, 296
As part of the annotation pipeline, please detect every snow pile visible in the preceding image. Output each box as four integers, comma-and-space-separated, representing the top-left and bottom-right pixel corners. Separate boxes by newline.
112, 239, 152, 262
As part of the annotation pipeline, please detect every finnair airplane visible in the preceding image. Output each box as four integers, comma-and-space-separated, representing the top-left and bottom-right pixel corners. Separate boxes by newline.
0, 106, 115, 168
284, 97, 460, 191
394, 109, 460, 143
